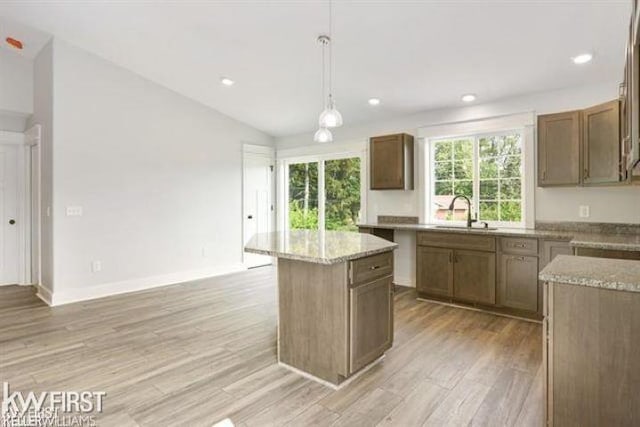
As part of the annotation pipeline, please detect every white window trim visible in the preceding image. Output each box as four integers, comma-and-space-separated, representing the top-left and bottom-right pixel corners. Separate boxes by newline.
277, 142, 367, 232
418, 113, 535, 229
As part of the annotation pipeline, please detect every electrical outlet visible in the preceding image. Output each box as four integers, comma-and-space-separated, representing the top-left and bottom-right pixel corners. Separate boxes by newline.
579, 205, 590, 218
91, 261, 102, 273
66, 206, 83, 216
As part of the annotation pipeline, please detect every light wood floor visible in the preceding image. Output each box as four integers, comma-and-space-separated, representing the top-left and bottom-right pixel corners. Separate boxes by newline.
0, 267, 543, 426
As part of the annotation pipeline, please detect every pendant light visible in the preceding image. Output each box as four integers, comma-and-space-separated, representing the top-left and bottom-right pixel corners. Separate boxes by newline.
313, 0, 341, 142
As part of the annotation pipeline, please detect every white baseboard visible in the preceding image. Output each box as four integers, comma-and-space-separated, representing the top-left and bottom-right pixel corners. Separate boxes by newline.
393, 275, 415, 288
36, 284, 53, 305
44, 263, 247, 306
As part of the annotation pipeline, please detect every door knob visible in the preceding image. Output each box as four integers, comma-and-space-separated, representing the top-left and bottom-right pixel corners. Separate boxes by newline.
9, 219, 15, 225
247, 215, 253, 219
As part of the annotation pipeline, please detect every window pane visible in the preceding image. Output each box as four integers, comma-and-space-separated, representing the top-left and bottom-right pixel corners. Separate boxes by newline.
454, 139, 473, 160
500, 201, 522, 222
501, 134, 522, 155
480, 158, 498, 179
434, 141, 453, 161
479, 137, 499, 157
434, 161, 453, 180
453, 180, 473, 198
453, 160, 473, 180
479, 180, 498, 199
479, 201, 499, 220
325, 158, 361, 231
500, 179, 521, 199
434, 181, 453, 195
288, 162, 318, 230
500, 156, 522, 178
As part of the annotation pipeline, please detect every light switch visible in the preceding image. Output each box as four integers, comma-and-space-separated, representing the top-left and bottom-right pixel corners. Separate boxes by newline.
66, 206, 83, 216
579, 205, 590, 218
91, 261, 102, 273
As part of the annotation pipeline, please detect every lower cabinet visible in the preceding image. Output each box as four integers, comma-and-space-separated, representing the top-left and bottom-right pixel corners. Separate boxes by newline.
416, 246, 453, 297
416, 243, 495, 306
349, 275, 393, 374
498, 254, 538, 312
453, 250, 496, 305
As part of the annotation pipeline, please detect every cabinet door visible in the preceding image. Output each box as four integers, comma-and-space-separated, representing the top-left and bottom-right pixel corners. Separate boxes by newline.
453, 250, 496, 305
582, 100, 621, 184
416, 246, 453, 297
539, 240, 573, 271
538, 111, 581, 186
349, 275, 393, 374
498, 254, 539, 312
370, 134, 413, 190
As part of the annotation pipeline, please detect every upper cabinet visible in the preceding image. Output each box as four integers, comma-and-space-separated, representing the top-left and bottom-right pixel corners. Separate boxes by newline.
537, 101, 622, 187
582, 100, 621, 184
538, 111, 581, 186
370, 133, 414, 190
622, 1, 640, 174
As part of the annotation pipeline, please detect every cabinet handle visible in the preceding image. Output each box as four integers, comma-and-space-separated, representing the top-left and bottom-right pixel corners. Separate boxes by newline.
511, 256, 526, 262
542, 170, 546, 181
513, 243, 527, 248
449, 252, 453, 263
584, 168, 589, 179
369, 265, 381, 270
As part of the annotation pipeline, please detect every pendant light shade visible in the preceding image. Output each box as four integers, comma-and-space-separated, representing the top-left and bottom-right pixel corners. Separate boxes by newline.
313, 127, 333, 143
318, 96, 343, 128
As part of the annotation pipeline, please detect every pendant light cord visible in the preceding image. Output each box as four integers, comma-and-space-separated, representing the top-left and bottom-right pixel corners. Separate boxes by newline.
321, 39, 326, 110
328, 0, 333, 101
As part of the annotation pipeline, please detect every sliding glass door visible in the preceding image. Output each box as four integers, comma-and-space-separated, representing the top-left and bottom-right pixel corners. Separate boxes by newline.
283, 153, 364, 232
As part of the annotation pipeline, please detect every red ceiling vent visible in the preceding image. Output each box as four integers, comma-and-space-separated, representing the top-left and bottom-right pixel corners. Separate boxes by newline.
6, 37, 23, 50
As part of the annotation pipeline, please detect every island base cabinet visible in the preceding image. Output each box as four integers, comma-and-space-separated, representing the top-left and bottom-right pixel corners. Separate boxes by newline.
545, 282, 640, 426
349, 276, 393, 374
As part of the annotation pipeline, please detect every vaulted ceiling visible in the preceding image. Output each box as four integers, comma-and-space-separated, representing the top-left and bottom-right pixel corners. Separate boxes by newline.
0, 1, 630, 137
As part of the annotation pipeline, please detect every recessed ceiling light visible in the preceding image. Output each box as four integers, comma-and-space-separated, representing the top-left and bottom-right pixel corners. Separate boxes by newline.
368, 98, 381, 106
220, 77, 235, 86
461, 93, 477, 103
572, 53, 593, 65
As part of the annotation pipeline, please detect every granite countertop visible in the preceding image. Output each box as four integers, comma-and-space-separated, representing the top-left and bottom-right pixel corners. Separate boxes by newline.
244, 230, 398, 265
357, 222, 640, 251
357, 222, 575, 240
539, 255, 640, 293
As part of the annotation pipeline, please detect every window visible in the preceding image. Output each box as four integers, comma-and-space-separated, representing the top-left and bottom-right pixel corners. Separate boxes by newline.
285, 155, 363, 231
430, 131, 524, 226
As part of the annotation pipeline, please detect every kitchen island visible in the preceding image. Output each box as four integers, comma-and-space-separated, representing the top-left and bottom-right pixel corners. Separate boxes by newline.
244, 230, 398, 388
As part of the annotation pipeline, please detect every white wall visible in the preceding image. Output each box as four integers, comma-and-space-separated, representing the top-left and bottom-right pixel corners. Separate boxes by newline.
276, 82, 640, 286
45, 39, 273, 304
0, 49, 34, 131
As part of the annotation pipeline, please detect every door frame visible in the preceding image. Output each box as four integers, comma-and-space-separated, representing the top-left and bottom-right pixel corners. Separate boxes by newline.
242, 144, 275, 266
0, 126, 40, 286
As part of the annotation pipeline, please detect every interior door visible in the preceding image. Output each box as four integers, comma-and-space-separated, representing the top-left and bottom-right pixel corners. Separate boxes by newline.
243, 153, 274, 268
0, 144, 19, 285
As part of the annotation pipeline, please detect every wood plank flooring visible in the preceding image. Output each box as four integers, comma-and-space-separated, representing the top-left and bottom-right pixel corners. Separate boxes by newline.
0, 267, 543, 426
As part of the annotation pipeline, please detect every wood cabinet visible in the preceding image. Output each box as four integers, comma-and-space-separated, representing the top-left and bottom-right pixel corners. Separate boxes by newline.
498, 254, 538, 312
453, 250, 496, 305
539, 240, 572, 270
538, 111, 581, 186
370, 133, 414, 190
538, 101, 624, 187
544, 282, 640, 425
573, 247, 640, 260
349, 275, 393, 374
416, 246, 453, 297
278, 249, 395, 386
416, 232, 496, 306
582, 100, 621, 185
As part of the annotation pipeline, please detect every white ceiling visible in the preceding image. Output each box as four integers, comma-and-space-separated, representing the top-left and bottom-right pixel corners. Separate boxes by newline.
0, 0, 631, 137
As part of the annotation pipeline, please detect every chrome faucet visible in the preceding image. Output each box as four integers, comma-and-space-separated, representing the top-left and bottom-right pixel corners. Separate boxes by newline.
448, 195, 477, 228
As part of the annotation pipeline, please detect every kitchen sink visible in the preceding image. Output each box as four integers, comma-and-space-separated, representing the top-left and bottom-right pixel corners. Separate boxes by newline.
434, 225, 498, 231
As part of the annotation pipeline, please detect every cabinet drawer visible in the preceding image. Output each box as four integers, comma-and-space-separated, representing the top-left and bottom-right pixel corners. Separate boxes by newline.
500, 237, 538, 256
350, 252, 393, 285
417, 232, 495, 252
